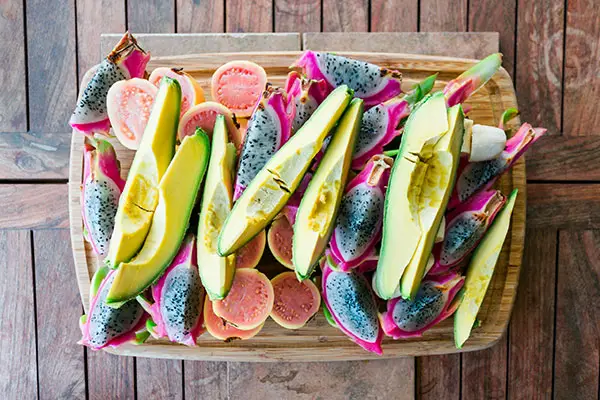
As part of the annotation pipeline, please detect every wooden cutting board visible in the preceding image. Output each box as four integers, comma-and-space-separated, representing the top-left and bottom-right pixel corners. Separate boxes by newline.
69, 35, 524, 362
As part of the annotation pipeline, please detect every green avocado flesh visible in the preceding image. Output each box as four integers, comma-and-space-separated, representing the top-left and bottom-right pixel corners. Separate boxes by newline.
197, 115, 237, 300
374, 92, 465, 300
454, 189, 518, 349
293, 98, 363, 280
217, 85, 354, 256
106, 130, 210, 305
106, 78, 181, 268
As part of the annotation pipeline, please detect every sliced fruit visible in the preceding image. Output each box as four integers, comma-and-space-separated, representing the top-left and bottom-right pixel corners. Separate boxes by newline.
217, 85, 354, 256
203, 295, 263, 341
454, 188, 518, 348
178, 101, 240, 143
267, 216, 294, 270
212, 268, 274, 330
211, 60, 267, 118
293, 98, 363, 280
197, 116, 237, 300
149, 67, 205, 116
105, 77, 181, 268
322, 304, 338, 328
235, 230, 266, 269
270, 271, 321, 329
106, 130, 210, 305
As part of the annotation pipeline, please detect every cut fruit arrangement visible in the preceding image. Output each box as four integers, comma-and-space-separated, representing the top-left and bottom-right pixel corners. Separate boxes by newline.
73, 33, 546, 355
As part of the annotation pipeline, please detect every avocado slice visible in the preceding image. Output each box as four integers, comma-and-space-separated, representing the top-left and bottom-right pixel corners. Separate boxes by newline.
454, 189, 518, 348
105, 78, 181, 268
293, 98, 363, 280
373, 92, 464, 300
217, 85, 354, 256
197, 116, 237, 300
106, 129, 210, 305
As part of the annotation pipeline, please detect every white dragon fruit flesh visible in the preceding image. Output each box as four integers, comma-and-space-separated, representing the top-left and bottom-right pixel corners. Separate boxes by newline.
285, 71, 330, 132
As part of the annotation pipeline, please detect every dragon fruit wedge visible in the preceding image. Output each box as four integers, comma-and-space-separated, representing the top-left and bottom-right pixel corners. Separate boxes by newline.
70, 32, 150, 135
234, 85, 295, 200
79, 266, 148, 350
81, 139, 126, 256
448, 122, 546, 209
137, 234, 205, 346
444, 53, 502, 107
428, 190, 506, 276
329, 155, 392, 272
285, 71, 330, 132
321, 261, 383, 355
292, 51, 402, 108
380, 272, 464, 339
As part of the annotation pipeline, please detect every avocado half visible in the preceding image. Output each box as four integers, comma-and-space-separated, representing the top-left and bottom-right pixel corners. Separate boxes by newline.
106, 77, 181, 268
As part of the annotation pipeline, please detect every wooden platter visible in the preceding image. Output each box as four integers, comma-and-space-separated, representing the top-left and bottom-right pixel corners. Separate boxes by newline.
69, 51, 525, 361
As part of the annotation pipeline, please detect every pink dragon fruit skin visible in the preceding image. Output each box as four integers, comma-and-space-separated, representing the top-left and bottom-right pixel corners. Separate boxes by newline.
292, 51, 402, 108
443, 53, 502, 107
329, 155, 392, 272
137, 234, 205, 346
70, 32, 150, 135
79, 266, 149, 350
81, 139, 126, 256
321, 261, 383, 355
234, 85, 295, 200
448, 123, 547, 209
428, 190, 506, 276
285, 71, 331, 132
380, 272, 464, 339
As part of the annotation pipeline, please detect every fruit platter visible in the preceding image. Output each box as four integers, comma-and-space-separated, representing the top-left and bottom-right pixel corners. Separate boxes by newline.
68, 33, 544, 361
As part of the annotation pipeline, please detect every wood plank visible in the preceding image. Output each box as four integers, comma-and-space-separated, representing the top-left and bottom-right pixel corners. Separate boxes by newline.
275, 0, 320, 32
184, 361, 228, 400
34, 230, 86, 399
515, 0, 565, 134
87, 351, 135, 400
417, 355, 460, 400
508, 229, 556, 400
136, 358, 183, 399
527, 136, 600, 181
0, 0, 27, 132
420, 0, 467, 31
226, 0, 273, 32
563, 0, 600, 136
0, 184, 68, 229
555, 231, 600, 399
0, 231, 37, 399
322, 0, 368, 31
227, 359, 415, 399
177, 0, 224, 33
127, 0, 175, 33
461, 339, 508, 399
75, 0, 125, 80
527, 184, 600, 229
302, 32, 498, 59
468, 0, 517, 76
370, 0, 418, 32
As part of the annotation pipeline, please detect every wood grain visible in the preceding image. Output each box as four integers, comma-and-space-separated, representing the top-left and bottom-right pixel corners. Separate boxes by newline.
177, 0, 224, 33
508, 229, 556, 400
370, 0, 418, 32
420, 0, 467, 31
0, 184, 68, 229
555, 231, 600, 399
184, 361, 228, 400
275, 0, 321, 32
0, 231, 37, 399
527, 184, 600, 229
417, 355, 460, 400
563, 0, 600, 136
136, 358, 183, 399
127, 0, 175, 33
0, 0, 27, 132
87, 350, 135, 400
322, 0, 368, 31
462, 339, 508, 399
34, 230, 86, 399
469, 0, 517, 76
226, 0, 273, 32
516, 0, 565, 134
527, 136, 600, 181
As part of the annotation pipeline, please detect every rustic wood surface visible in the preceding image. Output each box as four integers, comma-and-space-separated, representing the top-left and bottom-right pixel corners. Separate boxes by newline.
0, 0, 598, 396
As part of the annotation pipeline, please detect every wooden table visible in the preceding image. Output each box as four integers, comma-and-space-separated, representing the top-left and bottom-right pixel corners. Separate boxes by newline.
0, 1, 598, 399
